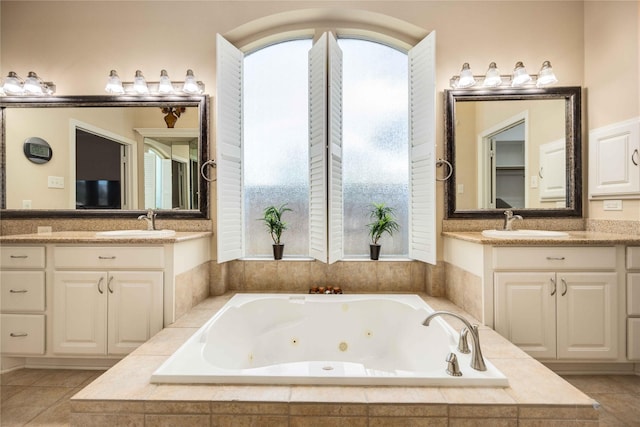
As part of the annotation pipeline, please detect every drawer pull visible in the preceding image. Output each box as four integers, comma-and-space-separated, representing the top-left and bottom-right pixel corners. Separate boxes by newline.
9, 255, 28, 259
550, 277, 557, 296
9, 289, 28, 293
98, 256, 116, 260
546, 256, 566, 261
561, 278, 568, 296
10, 332, 28, 338
107, 276, 114, 294
97, 277, 104, 294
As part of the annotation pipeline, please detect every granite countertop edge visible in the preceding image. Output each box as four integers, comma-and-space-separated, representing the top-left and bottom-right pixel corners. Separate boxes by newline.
442, 230, 640, 245
0, 231, 212, 244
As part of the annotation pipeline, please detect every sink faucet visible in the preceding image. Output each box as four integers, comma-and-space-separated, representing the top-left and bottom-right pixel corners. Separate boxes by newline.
138, 209, 157, 230
503, 209, 523, 231
422, 311, 487, 371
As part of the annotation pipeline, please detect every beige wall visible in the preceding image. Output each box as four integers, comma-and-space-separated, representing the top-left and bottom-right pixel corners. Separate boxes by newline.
584, 1, 640, 222
1, 1, 638, 249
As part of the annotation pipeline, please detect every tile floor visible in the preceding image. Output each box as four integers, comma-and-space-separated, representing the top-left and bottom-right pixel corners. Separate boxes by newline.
0, 368, 638, 426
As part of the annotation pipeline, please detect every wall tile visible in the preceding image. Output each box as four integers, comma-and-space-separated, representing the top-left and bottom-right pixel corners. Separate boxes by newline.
289, 416, 367, 427
211, 414, 288, 427
244, 261, 279, 290
145, 414, 211, 427
377, 262, 413, 292
369, 417, 447, 427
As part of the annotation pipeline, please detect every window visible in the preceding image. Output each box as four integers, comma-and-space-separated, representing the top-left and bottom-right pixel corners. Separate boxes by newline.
216, 31, 436, 264
243, 40, 312, 257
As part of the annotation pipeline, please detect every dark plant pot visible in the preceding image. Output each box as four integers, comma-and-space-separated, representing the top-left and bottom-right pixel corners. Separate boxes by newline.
369, 244, 381, 260
273, 244, 284, 260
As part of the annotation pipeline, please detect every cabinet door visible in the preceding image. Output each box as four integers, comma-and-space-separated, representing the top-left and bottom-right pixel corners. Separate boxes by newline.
53, 271, 107, 354
588, 119, 640, 197
107, 271, 163, 355
539, 139, 566, 201
556, 272, 618, 359
494, 272, 556, 359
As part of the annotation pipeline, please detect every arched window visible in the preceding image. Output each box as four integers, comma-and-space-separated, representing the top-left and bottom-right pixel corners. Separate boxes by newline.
217, 31, 436, 264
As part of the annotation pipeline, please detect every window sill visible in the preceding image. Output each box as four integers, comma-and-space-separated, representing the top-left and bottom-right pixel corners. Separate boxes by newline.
239, 256, 414, 262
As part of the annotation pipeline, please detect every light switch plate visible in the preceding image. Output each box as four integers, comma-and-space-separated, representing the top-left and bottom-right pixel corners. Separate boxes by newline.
48, 176, 64, 189
603, 199, 623, 211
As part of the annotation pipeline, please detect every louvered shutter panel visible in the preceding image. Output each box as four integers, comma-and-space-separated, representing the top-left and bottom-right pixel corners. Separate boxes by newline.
408, 32, 436, 265
308, 33, 329, 262
327, 33, 343, 264
216, 34, 244, 263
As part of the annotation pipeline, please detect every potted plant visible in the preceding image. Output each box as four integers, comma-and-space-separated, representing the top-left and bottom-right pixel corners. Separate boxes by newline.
259, 204, 292, 260
366, 202, 399, 260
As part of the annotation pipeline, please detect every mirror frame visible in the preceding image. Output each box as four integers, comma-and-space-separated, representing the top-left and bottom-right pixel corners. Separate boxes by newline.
444, 86, 582, 219
0, 95, 210, 219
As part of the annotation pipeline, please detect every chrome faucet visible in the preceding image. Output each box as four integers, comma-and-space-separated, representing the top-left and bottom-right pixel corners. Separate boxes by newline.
503, 209, 523, 231
138, 209, 157, 230
422, 311, 487, 371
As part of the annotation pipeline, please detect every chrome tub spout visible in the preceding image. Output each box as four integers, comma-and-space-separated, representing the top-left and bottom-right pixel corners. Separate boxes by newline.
422, 311, 487, 371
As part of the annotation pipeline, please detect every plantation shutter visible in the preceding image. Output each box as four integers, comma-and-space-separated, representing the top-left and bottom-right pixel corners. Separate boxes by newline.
308, 33, 329, 262
408, 31, 436, 265
327, 33, 344, 264
216, 34, 244, 263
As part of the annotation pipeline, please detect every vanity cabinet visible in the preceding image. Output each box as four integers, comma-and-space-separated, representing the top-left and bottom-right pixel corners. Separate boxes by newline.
0, 246, 46, 355
627, 247, 640, 360
52, 246, 163, 356
493, 246, 620, 361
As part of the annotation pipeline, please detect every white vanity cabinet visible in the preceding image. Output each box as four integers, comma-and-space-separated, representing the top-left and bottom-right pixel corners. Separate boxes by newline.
493, 246, 620, 360
627, 247, 640, 360
52, 246, 163, 356
0, 245, 46, 355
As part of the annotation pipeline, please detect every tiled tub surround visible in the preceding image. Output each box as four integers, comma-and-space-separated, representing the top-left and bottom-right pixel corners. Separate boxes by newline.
70, 293, 599, 426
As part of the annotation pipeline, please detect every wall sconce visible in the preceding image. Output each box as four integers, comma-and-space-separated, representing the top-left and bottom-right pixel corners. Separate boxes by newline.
450, 60, 558, 89
105, 69, 205, 95
1, 71, 56, 96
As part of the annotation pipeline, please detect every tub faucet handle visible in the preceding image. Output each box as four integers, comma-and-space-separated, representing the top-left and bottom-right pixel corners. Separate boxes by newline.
458, 327, 471, 354
446, 352, 462, 377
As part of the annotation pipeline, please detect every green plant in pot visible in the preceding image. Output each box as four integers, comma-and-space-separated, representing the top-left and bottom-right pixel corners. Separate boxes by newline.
366, 202, 399, 260
260, 204, 292, 260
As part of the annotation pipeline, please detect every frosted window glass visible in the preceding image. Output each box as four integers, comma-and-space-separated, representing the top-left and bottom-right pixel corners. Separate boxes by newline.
339, 39, 409, 257
244, 40, 312, 257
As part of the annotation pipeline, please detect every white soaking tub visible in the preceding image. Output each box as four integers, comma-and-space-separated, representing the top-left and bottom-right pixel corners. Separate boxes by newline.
151, 293, 508, 386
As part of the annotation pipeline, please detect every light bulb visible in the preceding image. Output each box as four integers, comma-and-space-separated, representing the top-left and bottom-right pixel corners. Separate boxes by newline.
105, 70, 124, 94
182, 69, 201, 94
3, 71, 24, 95
133, 70, 149, 94
456, 63, 476, 88
536, 60, 558, 87
511, 61, 532, 87
158, 69, 174, 94
23, 72, 44, 95
482, 62, 502, 88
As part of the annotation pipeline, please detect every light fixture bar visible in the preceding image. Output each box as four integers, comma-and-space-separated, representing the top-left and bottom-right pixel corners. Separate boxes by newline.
106, 69, 204, 96
1, 71, 56, 96
450, 60, 558, 89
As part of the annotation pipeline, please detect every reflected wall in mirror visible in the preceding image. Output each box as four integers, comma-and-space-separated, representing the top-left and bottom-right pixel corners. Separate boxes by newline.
444, 87, 581, 219
0, 95, 209, 219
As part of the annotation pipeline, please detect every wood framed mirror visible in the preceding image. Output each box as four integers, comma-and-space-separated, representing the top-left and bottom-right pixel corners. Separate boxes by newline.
444, 86, 581, 219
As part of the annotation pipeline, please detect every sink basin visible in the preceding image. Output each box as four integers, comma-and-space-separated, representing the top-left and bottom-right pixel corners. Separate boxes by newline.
482, 229, 569, 239
96, 229, 176, 238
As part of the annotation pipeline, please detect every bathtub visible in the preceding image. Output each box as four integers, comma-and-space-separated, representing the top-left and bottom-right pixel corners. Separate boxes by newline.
151, 293, 508, 386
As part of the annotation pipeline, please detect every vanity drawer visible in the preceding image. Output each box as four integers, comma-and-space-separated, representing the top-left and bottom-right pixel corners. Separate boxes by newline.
628, 318, 640, 361
628, 247, 640, 270
0, 246, 45, 269
54, 246, 164, 269
0, 271, 45, 312
1, 314, 45, 355
493, 246, 616, 270
628, 273, 640, 315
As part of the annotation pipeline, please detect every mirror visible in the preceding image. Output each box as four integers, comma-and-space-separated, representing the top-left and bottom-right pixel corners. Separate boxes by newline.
0, 95, 210, 219
444, 86, 581, 218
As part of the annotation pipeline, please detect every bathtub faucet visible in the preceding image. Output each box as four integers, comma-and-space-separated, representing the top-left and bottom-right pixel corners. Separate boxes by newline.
138, 209, 157, 230
503, 210, 523, 231
422, 311, 487, 371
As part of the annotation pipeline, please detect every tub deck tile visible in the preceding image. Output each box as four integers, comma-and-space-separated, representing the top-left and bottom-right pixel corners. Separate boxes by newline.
69, 293, 600, 425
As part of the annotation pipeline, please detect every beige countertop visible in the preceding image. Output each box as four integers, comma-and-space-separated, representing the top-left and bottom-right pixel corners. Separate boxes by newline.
0, 230, 212, 244
443, 230, 640, 246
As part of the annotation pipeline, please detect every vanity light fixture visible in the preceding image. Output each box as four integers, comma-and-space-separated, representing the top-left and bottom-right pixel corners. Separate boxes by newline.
510, 61, 532, 87
105, 69, 205, 95
105, 70, 125, 94
481, 62, 502, 88
158, 69, 174, 94
133, 70, 150, 94
1, 71, 56, 96
536, 60, 558, 87
449, 60, 558, 89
